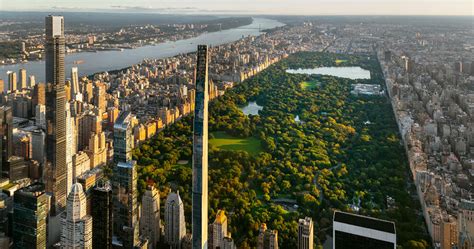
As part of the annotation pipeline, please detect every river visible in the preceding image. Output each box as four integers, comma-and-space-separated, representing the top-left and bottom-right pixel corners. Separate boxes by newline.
0, 18, 284, 84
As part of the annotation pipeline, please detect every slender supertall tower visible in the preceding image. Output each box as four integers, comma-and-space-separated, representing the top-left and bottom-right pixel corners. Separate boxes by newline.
192, 45, 209, 248
45, 15, 67, 215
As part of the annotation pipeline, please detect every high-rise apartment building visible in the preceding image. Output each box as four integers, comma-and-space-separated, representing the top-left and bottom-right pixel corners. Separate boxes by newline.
192, 44, 209, 249
93, 82, 107, 114
7, 71, 16, 92
257, 224, 278, 249
113, 111, 134, 163
211, 210, 228, 249
112, 110, 139, 248
70, 67, 80, 99
165, 191, 186, 249
92, 180, 113, 249
60, 183, 93, 248
18, 69, 27, 90
298, 217, 314, 249
12, 183, 48, 249
112, 160, 140, 248
45, 15, 67, 215
29, 75, 36, 88
333, 211, 396, 249
32, 83, 46, 106
140, 185, 161, 249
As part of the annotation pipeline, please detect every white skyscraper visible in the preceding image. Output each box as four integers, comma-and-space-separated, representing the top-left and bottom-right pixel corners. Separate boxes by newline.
61, 183, 93, 249
140, 185, 161, 249
65, 104, 76, 196
165, 191, 186, 249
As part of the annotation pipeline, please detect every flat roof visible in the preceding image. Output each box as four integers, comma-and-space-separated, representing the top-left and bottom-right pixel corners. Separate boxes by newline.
334, 211, 395, 234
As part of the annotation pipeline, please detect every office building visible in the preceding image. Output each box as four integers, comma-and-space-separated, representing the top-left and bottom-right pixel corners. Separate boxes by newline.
192, 44, 209, 249
7, 156, 28, 181
140, 185, 161, 249
298, 217, 314, 249
0, 106, 12, 174
333, 211, 396, 249
92, 180, 113, 249
165, 191, 186, 249
12, 183, 48, 249
60, 183, 93, 248
45, 15, 67, 215
211, 210, 228, 249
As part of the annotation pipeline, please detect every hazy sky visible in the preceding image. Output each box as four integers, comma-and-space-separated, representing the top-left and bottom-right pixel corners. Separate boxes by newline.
1, 0, 473, 15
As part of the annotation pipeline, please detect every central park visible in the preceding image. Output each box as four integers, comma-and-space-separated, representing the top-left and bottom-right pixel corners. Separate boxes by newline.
132, 52, 430, 248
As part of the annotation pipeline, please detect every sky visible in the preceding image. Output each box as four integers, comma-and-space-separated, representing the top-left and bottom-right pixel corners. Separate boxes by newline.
0, 0, 473, 15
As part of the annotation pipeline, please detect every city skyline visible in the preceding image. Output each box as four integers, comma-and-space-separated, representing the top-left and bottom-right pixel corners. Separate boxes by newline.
1, 0, 473, 16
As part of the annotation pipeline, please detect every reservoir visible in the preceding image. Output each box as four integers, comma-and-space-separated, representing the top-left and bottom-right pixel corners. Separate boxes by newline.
0, 18, 284, 84
286, 66, 371, 80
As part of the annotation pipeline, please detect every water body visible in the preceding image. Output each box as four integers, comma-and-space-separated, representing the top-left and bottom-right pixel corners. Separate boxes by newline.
286, 66, 371, 80
240, 101, 263, 116
0, 18, 284, 83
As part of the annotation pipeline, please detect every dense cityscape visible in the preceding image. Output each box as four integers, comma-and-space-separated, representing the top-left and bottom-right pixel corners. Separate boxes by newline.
0, 3, 473, 249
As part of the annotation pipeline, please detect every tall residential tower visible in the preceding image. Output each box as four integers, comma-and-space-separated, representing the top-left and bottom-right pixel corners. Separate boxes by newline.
192, 44, 209, 249
45, 15, 67, 214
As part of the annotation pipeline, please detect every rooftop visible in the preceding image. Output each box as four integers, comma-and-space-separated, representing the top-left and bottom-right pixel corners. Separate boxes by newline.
333, 211, 396, 234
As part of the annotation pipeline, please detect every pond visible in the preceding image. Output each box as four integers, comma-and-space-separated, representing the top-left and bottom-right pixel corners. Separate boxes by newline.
240, 101, 263, 116
286, 66, 371, 80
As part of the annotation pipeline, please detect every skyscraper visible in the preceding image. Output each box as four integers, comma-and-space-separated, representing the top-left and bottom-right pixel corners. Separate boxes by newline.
60, 183, 93, 248
192, 44, 209, 249
45, 15, 67, 215
112, 110, 139, 248
70, 67, 80, 99
18, 69, 27, 90
165, 191, 186, 249
12, 183, 48, 249
140, 185, 161, 249
113, 111, 134, 163
92, 180, 113, 249
298, 217, 314, 249
0, 106, 13, 173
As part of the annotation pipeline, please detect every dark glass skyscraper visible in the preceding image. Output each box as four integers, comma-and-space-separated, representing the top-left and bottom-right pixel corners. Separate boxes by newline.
12, 183, 48, 249
0, 106, 12, 175
192, 45, 209, 249
112, 111, 139, 248
92, 180, 113, 249
45, 15, 67, 215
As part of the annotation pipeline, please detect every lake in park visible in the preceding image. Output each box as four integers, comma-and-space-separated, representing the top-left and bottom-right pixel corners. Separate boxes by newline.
286, 66, 371, 79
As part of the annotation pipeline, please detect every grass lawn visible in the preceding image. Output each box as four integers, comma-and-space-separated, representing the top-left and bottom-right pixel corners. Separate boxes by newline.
335, 59, 348, 64
210, 131, 262, 156
300, 80, 319, 90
